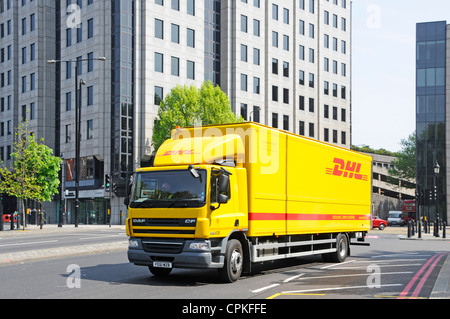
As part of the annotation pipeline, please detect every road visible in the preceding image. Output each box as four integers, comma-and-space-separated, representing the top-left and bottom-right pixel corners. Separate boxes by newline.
0, 226, 448, 301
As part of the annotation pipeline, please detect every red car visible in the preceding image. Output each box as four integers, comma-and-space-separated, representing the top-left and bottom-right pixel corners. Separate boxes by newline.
372, 216, 387, 230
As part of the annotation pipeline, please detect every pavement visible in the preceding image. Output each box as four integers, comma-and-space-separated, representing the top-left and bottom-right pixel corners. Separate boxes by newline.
0, 224, 128, 265
0, 224, 448, 298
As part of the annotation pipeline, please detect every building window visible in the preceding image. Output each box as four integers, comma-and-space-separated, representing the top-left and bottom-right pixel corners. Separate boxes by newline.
283, 35, 289, 51
241, 15, 248, 33
241, 44, 247, 62
155, 19, 163, 39
66, 28, 72, 47
309, 123, 314, 137
333, 129, 338, 143
171, 23, 179, 43
283, 8, 289, 24
272, 58, 278, 74
171, 0, 179, 10
272, 113, 278, 128
253, 19, 260, 36
272, 31, 278, 47
187, 0, 195, 15
309, 98, 314, 112
283, 115, 289, 131
272, 4, 278, 20
88, 18, 94, 38
299, 121, 305, 135
241, 74, 248, 91
87, 120, 93, 140
171, 56, 179, 76
272, 85, 278, 102
187, 28, 195, 47
155, 52, 163, 72
240, 103, 247, 120
283, 62, 289, 77
65, 124, 71, 143
253, 48, 260, 65
283, 88, 289, 104
87, 86, 93, 106
155, 86, 163, 105
299, 95, 305, 110
66, 92, 72, 111
187, 60, 195, 79
77, 23, 82, 43
253, 77, 260, 94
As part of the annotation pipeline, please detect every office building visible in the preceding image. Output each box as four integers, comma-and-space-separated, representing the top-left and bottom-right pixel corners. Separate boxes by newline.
416, 21, 449, 224
0, 0, 351, 225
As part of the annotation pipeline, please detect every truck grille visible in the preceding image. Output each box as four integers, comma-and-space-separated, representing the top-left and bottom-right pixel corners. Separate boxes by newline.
132, 218, 196, 236
142, 239, 185, 254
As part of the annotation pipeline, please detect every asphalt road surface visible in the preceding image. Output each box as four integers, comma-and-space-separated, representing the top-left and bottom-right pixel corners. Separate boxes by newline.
0, 226, 448, 302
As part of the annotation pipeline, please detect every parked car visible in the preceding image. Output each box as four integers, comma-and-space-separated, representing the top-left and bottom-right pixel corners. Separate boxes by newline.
387, 211, 404, 226
372, 216, 387, 230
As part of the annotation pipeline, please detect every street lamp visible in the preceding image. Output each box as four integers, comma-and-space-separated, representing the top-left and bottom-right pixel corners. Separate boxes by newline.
47, 57, 106, 227
434, 160, 440, 237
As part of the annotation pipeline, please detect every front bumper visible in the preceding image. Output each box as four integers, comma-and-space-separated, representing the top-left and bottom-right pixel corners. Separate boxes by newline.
127, 237, 225, 269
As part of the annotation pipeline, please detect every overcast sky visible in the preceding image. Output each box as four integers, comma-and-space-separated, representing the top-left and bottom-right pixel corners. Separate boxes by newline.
351, 0, 450, 152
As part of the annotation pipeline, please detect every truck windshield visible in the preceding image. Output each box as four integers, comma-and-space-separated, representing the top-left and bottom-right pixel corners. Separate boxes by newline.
129, 170, 207, 208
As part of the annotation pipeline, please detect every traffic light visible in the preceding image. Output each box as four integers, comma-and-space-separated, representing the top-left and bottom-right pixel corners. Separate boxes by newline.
105, 174, 111, 192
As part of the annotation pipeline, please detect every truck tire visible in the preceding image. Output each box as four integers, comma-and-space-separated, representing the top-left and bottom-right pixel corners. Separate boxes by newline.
322, 233, 348, 263
218, 239, 243, 283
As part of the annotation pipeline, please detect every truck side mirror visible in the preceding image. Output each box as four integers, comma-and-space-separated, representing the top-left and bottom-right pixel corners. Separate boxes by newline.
218, 193, 229, 204
219, 174, 230, 193
124, 197, 130, 207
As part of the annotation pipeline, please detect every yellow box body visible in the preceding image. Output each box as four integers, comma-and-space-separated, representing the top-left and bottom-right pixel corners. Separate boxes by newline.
126, 122, 372, 239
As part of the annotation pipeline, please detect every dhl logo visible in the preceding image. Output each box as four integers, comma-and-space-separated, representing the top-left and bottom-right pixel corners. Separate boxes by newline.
326, 157, 368, 181
157, 149, 199, 157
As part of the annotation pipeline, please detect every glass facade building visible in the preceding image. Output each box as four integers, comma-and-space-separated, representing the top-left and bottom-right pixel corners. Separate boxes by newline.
416, 21, 447, 223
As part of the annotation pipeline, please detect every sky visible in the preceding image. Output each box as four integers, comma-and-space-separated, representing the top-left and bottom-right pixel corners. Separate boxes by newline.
351, 0, 450, 152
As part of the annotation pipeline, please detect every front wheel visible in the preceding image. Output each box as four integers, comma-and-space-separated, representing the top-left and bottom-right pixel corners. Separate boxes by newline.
379, 223, 386, 230
218, 239, 243, 283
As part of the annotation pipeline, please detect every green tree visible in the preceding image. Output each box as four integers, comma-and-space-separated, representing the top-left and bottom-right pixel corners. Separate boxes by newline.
388, 132, 416, 181
152, 81, 243, 151
0, 123, 61, 229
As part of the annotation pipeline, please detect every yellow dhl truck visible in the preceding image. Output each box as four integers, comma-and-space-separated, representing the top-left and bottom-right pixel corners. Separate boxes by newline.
125, 122, 372, 282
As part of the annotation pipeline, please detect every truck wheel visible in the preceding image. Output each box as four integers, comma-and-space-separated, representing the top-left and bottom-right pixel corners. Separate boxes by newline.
149, 266, 172, 277
218, 239, 243, 283
322, 233, 348, 263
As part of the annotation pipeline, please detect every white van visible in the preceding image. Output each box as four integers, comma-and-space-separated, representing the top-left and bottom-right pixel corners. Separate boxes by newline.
387, 211, 404, 226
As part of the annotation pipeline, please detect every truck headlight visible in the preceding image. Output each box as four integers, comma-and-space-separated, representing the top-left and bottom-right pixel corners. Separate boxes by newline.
129, 239, 139, 248
189, 241, 211, 251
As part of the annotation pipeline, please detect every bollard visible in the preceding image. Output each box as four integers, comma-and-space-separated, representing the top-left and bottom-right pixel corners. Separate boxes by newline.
443, 222, 447, 239
411, 220, 415, 236
407, 220, 412, 238
418, 220, 422, 239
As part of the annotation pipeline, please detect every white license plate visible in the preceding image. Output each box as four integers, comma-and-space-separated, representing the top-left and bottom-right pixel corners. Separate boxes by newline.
153, 261, 172, 269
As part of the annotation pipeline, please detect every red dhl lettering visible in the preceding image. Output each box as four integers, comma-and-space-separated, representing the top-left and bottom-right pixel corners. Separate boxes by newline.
326, 157, 368, 181
157, 149, 198, 157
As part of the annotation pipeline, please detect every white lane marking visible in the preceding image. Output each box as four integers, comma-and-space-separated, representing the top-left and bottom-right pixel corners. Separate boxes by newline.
283, 273, 305, 283
282, 284, 402, 294
251, 284, 280, 293
297, 271, 413, 281
0, 240, 58, 247
320, 259, 355, 269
